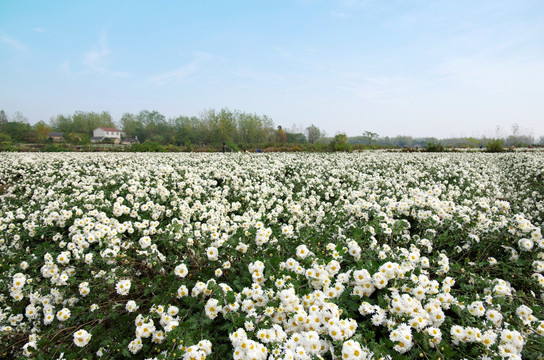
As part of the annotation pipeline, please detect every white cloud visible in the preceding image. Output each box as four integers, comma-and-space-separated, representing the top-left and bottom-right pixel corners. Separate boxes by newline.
33, 27, 45, 33
150, 62, 199, 84
150, 52, 212, 85
82, 33, 131, 77
336, 74, 422, 105
275, 46, 325, 71
1, 35, 26, 52
231, 68, 284, 82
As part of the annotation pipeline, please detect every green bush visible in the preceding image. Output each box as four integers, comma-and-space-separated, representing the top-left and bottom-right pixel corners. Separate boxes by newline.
226, 140, 239, 152
485, 139, 505, 153
0, 133, 12, 143
129, 142, 165, 152
40, 144, 67, 152
424, 142, 445, 152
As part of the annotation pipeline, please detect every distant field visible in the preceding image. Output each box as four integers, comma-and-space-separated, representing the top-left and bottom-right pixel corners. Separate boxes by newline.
1, 152, 543, 359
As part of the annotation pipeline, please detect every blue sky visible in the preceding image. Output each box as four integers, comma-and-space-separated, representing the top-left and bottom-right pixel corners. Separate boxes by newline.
1, 0, 543, 138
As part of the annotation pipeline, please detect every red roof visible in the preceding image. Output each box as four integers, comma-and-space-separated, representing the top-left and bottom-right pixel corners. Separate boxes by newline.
99, 127, 121, 132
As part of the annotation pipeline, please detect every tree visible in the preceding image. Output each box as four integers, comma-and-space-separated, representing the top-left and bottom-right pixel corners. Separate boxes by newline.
330, 133, 351, 151
305, 124, 322, 144
120, 113, 144, 140
217, 108, 237, 143
286, 132, 307, 144
0, 110, 7, 127
362, 130, 379, 145
237, 112, 273, 145
72, 111, 115, 135
138, 110, 168, 143
2, 122, 32, 142
33, 121, 51, 142
393, 135, 413, 147
11, 111, 28, 124
49, 114, 74, 133
276, 126, 287, 144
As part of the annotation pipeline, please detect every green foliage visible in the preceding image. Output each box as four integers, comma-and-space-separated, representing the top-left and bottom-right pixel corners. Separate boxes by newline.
0, 153, 544, 359
485, 139, 505, 153
49, 111, 115, 136
330, 133, 352, 151
285, 132, 307, 144
305, 124, 322, 144
129, 141, 166, 152
1, 122, 33, 142
64, 132, 90, 144
225, 140, 239, 152
424, 142, 445, 152
40, 143, 66, 152
0, 133, 11, 143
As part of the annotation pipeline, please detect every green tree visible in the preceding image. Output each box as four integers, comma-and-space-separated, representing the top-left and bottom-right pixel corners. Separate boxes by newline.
305, 124, 322, 144
0, 133, 11, 143
11, 111, 28, 124
393, 135, 413, 147
286, 132, 307, 144
330, 133, 352, 151
238, 112, 269, 144
2, 122, 32, 142
73, 111, 115, 135
362, 130, 379, 145
138, 110, 167, 143
0, 110, 7, 128
120, 113, 144, 140
49, 114, 74, 133
218, 108, 237, 143
33, 121, 51, 142
276, 126, 287, 143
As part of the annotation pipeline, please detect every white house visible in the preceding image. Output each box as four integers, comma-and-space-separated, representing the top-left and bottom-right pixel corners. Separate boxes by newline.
91, 127, 122, 143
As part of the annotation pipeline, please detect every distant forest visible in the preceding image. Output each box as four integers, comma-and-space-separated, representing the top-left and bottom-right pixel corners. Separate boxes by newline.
0, 108, 541, 151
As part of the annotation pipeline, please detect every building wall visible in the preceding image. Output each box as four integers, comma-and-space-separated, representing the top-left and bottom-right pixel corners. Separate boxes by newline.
93, 128, 121, 139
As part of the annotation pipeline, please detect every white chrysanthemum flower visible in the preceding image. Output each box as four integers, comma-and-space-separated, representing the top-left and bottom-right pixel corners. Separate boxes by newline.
177, 285, 189, 298
56, 308, 71, 322
519, 238, 534, 251
174, 263, 188, 278
138, 236, 151, 249
206, 246, 219, 261
73, 329, 92, 347
125, 300, 138, 312
205, 298, 221, 320
116, 279, 131, 295
296, 245, 311, 259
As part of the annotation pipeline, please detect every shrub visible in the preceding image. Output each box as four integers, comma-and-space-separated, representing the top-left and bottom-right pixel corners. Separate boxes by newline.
424, 142, 445, 152
41, 144, 65, 152
226, 140, 239, 152
485, 139, 505, 153
129, 141, 165, 152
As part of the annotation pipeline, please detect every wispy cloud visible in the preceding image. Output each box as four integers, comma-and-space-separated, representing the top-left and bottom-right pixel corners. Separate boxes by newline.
33, 27, 45, 33
335, 0, 384, 9
150, 62, 199, 84
336, 74, 421, 105
275, 46, 324, 71
433, 53, 544, 94
1, 34, 26, 52
60, 62, 72, 74
82, 33, 131, 77
150, 52, 212, 85
231, 68, 284, 82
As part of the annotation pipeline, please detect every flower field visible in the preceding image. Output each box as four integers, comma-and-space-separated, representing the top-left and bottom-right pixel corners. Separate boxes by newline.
1, 152, 543, 360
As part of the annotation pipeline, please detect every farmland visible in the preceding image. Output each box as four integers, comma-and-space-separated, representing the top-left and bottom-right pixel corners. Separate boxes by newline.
0, 152, 543, 359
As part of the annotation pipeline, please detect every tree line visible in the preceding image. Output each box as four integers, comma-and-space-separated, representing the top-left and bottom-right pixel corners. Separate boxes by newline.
0, 108, 542, 150
0, 108, 312, 147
